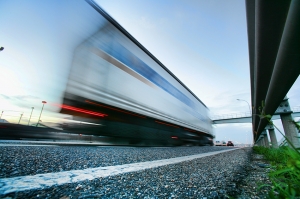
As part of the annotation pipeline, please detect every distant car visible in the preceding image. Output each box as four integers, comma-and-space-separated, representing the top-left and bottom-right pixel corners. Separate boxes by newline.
227, 141, 234, 146
214, 140, 227, 146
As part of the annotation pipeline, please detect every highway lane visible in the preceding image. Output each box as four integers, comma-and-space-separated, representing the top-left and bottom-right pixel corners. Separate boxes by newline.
0, 141, 249, 198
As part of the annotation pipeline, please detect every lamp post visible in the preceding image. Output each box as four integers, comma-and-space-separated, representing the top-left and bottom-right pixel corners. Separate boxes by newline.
36, 101, 46, 127
0, 47, 4, 52
237, 99, 251, 115
0, 111, 3, 119
28, 107, 34, 125
18, 113, 23, 124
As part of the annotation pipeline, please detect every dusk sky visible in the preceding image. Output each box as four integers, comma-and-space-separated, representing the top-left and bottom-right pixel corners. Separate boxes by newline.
0, 0, 299, 144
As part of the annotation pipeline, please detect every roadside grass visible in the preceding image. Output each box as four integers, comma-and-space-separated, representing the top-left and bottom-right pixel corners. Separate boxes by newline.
253, 101, 300, 198
253, 146, 300, 198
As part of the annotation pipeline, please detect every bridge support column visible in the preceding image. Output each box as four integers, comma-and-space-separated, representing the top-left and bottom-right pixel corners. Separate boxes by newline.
257, 137, 263, 146
262, 130, 269, 147
260, 139, 264, 146
255, 138, 259, 146
268, 129, 278, 148
276, 97, 300, 148
265, 124, 278, 148
257, 139, 261, 146
265, 137, 269, 147
256, 139, 260, 146
280, 113, 300, 148
259, 139, 264, 146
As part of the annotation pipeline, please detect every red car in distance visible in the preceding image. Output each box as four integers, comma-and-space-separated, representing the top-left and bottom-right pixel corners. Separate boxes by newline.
227, 141, 234, 146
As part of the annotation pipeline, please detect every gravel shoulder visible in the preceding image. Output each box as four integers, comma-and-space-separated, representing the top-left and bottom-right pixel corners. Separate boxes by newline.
236, 151, 273, 199
0, 146, 273, 199
0, 145, 231, 178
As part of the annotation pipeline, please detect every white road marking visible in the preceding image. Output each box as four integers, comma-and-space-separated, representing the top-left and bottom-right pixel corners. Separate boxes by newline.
0, 148, 239, 194
0, 140, 107, 145
0, 144, 59, 147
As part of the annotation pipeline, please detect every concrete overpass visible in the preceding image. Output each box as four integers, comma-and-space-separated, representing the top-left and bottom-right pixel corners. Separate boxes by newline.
212, 107, 300, 124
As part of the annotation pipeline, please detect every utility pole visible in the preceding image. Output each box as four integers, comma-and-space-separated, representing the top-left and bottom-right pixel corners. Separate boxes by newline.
18, 113, 23, 124
36, 101, 46, 127
28, 107, 34, 125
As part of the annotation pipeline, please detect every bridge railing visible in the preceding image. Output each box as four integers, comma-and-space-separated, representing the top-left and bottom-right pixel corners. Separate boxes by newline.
292, 106, 300, 113
210, 111, 251, 120
210, 106, 300, 121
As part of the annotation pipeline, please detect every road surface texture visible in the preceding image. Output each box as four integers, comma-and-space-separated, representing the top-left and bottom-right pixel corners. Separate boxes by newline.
0, 142, 272, 198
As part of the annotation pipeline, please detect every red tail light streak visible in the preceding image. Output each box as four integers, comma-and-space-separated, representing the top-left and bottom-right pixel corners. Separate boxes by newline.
184, 128, 197, 133
85, 100, 146, 118
61, 104, 107, 117
155, 121, 179, 128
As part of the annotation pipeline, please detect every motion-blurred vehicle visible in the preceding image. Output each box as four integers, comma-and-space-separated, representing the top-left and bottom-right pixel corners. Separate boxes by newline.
227, 141, 234, 146
59, 0, 214, 146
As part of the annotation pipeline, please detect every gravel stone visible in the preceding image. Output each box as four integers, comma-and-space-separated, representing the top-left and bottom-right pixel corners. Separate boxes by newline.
0, 143, 274, 198
0, 144, 231, 178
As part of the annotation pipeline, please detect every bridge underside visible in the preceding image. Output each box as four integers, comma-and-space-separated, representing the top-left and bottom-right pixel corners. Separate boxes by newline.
246, 0, 300, 142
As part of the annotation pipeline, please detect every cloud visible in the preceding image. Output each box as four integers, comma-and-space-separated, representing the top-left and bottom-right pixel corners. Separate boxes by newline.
0, 94, 40, 102
0, 94, 41, 112
0, 94, 11, 100
207, 89, 251, 114
14, 95, 39, 101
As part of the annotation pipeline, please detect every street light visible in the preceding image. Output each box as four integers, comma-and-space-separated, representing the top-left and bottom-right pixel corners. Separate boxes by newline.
237, 99, 251, 115
0, 47, 4, 52
36, 101, 46, 127
18, 113, 23, 124
28, 107, 34, 125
